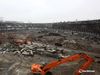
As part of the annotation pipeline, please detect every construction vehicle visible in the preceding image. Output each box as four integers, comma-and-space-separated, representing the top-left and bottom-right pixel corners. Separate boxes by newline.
31, 53, 94, 75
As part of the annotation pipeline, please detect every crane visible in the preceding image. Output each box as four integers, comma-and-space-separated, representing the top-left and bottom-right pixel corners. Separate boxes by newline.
31, 53, 94, 75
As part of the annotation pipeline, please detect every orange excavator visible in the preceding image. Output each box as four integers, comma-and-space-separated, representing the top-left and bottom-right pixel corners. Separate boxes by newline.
31, 53, 94, 75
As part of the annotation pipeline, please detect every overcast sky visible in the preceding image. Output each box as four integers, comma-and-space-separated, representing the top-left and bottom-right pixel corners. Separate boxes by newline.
0, 0, 100, 23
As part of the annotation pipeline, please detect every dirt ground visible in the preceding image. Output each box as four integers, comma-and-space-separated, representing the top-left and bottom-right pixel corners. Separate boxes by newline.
0, 31, 100, 75
0, 52, 100, 75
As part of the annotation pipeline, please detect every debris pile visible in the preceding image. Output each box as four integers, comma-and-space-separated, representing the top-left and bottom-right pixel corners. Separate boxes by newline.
0, 42, 70, 59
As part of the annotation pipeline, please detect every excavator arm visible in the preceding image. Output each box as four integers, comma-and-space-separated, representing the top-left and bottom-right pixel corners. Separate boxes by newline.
31, 53, 94, 75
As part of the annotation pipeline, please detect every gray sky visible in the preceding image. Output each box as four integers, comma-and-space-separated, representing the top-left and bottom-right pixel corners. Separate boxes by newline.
0, 0, 100, 23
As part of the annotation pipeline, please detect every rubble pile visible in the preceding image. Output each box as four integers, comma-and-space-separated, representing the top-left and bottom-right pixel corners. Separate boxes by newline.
0, 30, 100, 55
0, 41, 70, 59
34, 31, 100, 54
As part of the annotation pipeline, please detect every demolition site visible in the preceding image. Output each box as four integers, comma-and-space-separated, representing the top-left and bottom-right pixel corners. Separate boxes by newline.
0, 19, 100, 75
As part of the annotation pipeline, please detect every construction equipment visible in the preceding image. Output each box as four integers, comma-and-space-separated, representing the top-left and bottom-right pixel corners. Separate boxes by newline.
31, 53, 94, 75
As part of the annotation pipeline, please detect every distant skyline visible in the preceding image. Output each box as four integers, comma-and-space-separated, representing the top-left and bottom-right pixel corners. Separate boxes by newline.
0, 0, 100, 23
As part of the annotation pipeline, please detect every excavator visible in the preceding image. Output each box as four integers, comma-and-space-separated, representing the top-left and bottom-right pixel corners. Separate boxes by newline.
31, 53, 94, 75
